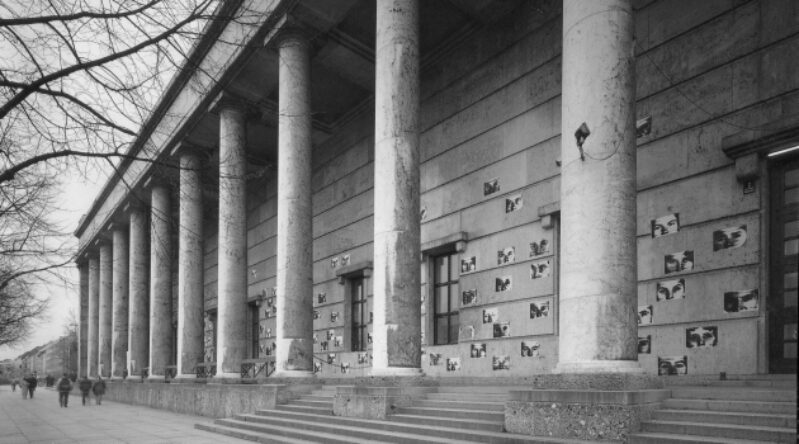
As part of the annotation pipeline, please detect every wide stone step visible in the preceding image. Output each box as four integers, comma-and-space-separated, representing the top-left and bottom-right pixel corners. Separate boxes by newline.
669, 387, 796, 402
435, 385, 527, 394
398, 405, 505, 421
641, 420, 795, 443
278, 404, 333, 415
425, 392, 510, 402
195, 422, 327, 444
654, 409, 796, 428
289, 399, 334, 408
415, 399, 506, 411
295, 395, 334, 402
389, 413, 504, 431
207, 419, 385, 444
663, 398, 796, 414
628, 432, 774, 444
215, 416, 534, 444
704, 380, 797, 389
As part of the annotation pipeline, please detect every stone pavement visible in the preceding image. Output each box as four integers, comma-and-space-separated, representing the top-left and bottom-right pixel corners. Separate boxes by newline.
0, 384, 249, 443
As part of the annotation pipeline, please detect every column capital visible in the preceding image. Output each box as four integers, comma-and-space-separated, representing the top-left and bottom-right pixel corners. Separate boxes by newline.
264, 14, 315, 49
208, 92, 259, 117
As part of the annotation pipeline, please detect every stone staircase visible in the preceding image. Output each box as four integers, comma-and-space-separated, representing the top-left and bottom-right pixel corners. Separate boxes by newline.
629, 376, 797, 444
196, 385, 591, 443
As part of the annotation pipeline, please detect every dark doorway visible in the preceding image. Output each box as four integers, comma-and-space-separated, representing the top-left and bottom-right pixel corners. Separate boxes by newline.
768, 154, 798, 373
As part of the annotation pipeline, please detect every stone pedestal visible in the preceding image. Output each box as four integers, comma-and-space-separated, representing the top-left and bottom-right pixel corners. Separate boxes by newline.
148, 185, 173, 379
128, 209, 149, 380
87, 256, 100, 378
176, 151, 204, 379
371, 0, 423, 376
78, 262, 89, 378
215, 101, 248, 380
111, 228, 129, 380
333, 386, 419, 420
273, 30, 314, 378
556, 0, 639, 374
98, 242, 113, 378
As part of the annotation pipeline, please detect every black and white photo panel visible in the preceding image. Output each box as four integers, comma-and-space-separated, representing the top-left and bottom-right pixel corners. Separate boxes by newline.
529, 239, 550, 257
638, 305, 653, 325
470, 343, 487, 358
326, 353, 336, 364
665, 250, 694, 274
460, 325, 475, 340
492, 355, 510, 370
686, 326, 718, 348
340, 362, 350, 374
446, 357, 461, 372
530, 259, 551, 279
497, 246, 515, 265
724, 289, 759, 313
505, 194, 523, 213
484, 178, 500, 196
317, 292, 326, 304
638, 335, 651, 354
656, 279, 686, 301
713, 225, 747, 251
495, 276, 512, 292
429, 353, 442, 366
529, 299, 551, 318
493, 322, 511, 338
462, 289, 478, 306
521, 341, 540, 357
658, 356, 688, 375
651, 213, 680, 238
461, 256, 477, 273
482, 308, 498, 324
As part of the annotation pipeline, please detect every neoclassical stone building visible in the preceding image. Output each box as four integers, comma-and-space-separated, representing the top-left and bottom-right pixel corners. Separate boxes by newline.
75, 0, 797, 395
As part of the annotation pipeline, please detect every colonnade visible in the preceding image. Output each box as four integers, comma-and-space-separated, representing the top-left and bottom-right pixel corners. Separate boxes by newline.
77, 0, 640, 381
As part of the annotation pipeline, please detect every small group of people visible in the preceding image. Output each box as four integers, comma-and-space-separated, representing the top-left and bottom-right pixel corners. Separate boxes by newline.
10, 374, 106, 408
10, 374, 38, 399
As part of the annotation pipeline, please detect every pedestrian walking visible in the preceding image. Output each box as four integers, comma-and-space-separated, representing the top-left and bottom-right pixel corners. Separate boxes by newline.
92, 376, 106, 405
56, 373, 73, 407
20, 377, 28, 399
24, 374, 37, 399
78, 376, 92, 406
11, 378, 18, 392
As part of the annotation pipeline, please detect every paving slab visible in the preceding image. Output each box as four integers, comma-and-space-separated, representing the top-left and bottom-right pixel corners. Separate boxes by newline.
0, 385, 250, 444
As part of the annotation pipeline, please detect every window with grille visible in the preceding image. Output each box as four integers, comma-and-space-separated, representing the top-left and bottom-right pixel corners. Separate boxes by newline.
433, 253, 459, 345
351, 277, 367, 352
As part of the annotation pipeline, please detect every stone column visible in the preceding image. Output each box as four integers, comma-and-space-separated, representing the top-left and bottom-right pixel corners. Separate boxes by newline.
555, 0, 640, 374
371, 0, 422, 376
78, 261, 89, 378
176, 151, 205, 379
98, 242, 113, 378
87, 256, 99, 377
215, 101, 248, 379
128, 208, 149, 380
273, 30, 314, 377
111, 227, 129, 379
148, 184, 173, 379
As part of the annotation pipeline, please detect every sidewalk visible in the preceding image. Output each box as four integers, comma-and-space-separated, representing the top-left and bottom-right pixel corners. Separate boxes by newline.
0, 384, 249, 443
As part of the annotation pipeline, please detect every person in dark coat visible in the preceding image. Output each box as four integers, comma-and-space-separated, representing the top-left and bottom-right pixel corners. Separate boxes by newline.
78, 376, 93, 406
56, 373, 73, 407
92, 376, 106, 405
23, 374, 37, 399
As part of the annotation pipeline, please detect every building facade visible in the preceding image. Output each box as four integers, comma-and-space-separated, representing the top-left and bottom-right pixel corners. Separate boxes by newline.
75, 0, 798, 384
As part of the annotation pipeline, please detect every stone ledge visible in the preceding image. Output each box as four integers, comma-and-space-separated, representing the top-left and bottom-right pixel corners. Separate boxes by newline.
510, 389, 670, 405
333, 385, 425, 419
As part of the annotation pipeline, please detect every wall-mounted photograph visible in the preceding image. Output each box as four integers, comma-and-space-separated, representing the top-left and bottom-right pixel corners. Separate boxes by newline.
638, 305, 653, 325
529, 299, 550, 318
497, 246, 515, 265
484, 178, 500, 196
530, 259, 551, 279
313, 361, 322, 373
330, 257, 339, 268
330, 311, 339, 323
461, 256, 477, 273
326, 329, 335, 340
340, 362, 350, 374
446, 357, 461, 371
470, 343, 487, 358
651, 213, 680, 238
521, 341, 540, 357
665, 250, 694, 274
341, 254, 351, 267
313, 310, 320, 320
357, 353, 368, 364
638, 335, 651, 354
462, 289, 478, 306
460, 325, 476, 340
658, 356, 688, 375
656, 279, 686, 301
492, 355, 510, 370
429, 353, 442, 366
326, 353, 336, 364
482, 308, 498, 324
724, 289, 759, 313
320, 340, 328, 351
317, 293, 326, 304
713, 225, 747, 251
505, 194, 523, 213
529, 239, 550, 257
686, 326, 718, 348
495, 276, 512, 292
334, 335, 343, 348
493, 322, 510, 338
